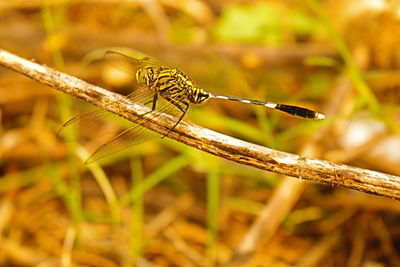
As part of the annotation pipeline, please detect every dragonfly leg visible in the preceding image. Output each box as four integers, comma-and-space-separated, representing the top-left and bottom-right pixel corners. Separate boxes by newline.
142, 93, 158, 109
161, 96, 189, 138
151, 93, 158, 110
136, 94, 159, 127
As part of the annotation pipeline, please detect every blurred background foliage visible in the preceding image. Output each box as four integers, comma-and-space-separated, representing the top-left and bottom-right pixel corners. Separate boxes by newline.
213, 2, 318, 45
0, 0, 399, 266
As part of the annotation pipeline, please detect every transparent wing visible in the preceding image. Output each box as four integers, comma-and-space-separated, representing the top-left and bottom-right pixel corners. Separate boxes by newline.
57, 87, 155, 142
104, 50, 162, 74
85, 95, 189, 163
57, 109, 122, 142
59, 88, 191, 163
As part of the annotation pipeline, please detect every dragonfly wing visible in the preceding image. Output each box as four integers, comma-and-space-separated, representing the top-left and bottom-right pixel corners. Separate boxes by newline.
57, 87, 155, 142
85, 123, 157, 163
104, 50, 162, 74
85, 94, 190, 163
57, 109, 122, 142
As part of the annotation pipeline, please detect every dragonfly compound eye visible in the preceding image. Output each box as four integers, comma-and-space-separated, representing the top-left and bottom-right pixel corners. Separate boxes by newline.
136, 68, 150, 86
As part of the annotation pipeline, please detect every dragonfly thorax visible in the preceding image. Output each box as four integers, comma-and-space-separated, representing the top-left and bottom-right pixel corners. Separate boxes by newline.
136, 66, 209, 104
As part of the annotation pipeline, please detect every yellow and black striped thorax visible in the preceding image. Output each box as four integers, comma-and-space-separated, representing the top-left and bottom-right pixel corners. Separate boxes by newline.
136, 66, 209, 104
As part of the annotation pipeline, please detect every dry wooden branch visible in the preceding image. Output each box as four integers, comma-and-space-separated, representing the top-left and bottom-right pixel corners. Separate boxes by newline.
1, 48, 399, 200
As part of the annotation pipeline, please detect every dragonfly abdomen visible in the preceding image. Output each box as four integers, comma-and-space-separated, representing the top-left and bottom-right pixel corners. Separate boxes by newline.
188, 87, 209, 104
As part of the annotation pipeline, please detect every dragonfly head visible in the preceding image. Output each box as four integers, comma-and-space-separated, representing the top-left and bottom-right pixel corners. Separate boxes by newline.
136, 67, 154, 86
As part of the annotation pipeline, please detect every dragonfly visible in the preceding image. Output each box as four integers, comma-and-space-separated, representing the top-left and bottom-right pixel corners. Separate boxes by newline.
58, 50, 325, 163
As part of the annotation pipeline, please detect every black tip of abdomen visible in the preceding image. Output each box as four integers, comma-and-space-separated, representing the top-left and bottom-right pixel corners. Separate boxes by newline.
275, 104, 322, 119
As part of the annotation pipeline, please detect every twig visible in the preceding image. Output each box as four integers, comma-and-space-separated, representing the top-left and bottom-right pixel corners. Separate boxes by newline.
0, 48, 399, 200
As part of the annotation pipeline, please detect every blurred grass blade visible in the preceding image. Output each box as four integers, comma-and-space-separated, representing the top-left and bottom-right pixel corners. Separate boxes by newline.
207, 168, 220, 263
129, 157, 144, 265
76, 147, 121, 224
120, 154, 191, 206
